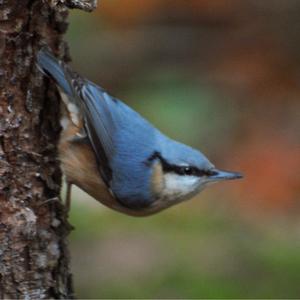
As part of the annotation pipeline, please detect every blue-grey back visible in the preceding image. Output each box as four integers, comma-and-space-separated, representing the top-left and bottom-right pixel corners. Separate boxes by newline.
107, 98, 159, 207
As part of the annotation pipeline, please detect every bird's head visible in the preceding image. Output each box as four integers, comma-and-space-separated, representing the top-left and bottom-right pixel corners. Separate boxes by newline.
148, 141, 242, 210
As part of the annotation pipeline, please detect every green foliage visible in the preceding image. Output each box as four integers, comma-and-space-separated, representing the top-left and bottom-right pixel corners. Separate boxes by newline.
124, 71, 238, 152
69, 201, 300, 298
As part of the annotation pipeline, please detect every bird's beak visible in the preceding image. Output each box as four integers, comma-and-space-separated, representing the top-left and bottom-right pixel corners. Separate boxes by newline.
209, 169, 243, 181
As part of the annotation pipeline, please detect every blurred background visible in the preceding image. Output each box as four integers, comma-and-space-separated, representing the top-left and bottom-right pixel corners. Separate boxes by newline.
66, 0, 300, 298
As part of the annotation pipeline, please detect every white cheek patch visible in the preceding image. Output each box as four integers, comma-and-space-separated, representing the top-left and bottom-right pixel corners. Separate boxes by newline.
163, 173, 200, 200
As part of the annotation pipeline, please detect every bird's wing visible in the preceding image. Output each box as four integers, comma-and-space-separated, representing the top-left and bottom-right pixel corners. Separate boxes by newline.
37, 49, 115, 186
37, 48, 74, 97
71, 80, 117, 186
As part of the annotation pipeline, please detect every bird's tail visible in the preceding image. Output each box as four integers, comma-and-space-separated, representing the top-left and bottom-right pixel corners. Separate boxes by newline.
37, 48, 73, 96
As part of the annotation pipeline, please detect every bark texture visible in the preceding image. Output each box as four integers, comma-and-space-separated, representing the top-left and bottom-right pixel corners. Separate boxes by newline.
0, 0, 90, 298
52, 0, 97, 12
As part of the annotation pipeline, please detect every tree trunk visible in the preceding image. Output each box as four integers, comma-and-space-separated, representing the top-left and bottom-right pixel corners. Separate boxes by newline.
0, 0, 96, 298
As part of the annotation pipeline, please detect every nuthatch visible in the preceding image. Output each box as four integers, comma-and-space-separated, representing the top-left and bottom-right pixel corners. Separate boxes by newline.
37, 49, 242, 217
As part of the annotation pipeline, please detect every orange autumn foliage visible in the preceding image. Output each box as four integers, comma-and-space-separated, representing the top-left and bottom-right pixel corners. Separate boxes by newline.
97, 0, 242, 26
233, 133, 300, 210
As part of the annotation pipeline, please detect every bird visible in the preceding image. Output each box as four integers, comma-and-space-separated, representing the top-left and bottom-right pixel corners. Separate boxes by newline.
36, 48, 242, 217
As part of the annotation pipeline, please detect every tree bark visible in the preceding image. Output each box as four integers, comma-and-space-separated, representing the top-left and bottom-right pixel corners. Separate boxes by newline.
0, 0, 96, 298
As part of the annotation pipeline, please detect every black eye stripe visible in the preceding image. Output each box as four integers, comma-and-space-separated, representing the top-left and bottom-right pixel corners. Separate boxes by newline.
175, 166, 212, 177
145, 151, 214, 177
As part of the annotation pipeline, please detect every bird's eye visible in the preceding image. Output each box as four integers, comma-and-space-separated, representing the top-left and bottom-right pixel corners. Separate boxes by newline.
179, 166, 194, 176
184, 167, 193, 175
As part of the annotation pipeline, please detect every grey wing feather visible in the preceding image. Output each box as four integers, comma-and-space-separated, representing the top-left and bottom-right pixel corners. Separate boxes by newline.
77, 83, 117, 185
37, 48, 115, 186
37, 48, 74, 97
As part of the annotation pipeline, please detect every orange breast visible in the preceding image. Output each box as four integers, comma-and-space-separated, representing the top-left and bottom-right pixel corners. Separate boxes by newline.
58, 119, 118, 210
